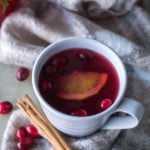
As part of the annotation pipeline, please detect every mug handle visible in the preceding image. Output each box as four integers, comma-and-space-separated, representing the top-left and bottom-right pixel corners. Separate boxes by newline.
102, 98, 144, 129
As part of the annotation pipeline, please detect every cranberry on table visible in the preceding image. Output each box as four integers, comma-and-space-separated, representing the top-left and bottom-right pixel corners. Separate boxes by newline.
71, 109, 88, 116
26, 124, 39, 138
100, 99, 112, 110
16, 127, 28, 140
16, 124, 40, 149
18, 136, 34, 149
0, 101, 13, 114
17, 142, 27, 150
16, 67, 30, 81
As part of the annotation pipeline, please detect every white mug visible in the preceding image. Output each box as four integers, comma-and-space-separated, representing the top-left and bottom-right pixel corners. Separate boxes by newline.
32, 37, 144, 137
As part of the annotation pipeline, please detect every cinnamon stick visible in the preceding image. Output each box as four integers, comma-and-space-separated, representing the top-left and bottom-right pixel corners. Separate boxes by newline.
23, 95, 70, 150
17, 95, 71, 150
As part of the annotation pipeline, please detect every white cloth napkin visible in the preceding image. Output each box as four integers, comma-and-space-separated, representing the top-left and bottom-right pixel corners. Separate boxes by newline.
1, 110, 120, 150
1, 0, 150, 149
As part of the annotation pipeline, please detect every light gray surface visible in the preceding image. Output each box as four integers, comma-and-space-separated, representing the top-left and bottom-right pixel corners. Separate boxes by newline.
0, 63, 40, 146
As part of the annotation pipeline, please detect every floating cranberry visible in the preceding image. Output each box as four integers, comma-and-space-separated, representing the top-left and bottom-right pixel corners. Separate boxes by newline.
16, 127, 28, 140
45, 65, 57, 74
0, 101, 13, 114
78, 51, 87, 60
41, 80, 52, 92
100, 99, 112, 110
71, 109, 88, 116
19, 136, 34, 148
26, 125, 39, 138
16, 67, 30, 81
51, 56, 67, 68
77, 50, 94, 61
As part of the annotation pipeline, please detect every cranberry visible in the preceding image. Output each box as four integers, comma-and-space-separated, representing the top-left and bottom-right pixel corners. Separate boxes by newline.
51, 56, 67, 68
77, 50, 94, 61
0, 0, 22, 26
26, 125, 39, 138
16, 67, 30, 81
0, 101, 13, 114
17, 142, 27, 150
17, 141, 32, 150
41, 80, 52, 92
71, 109, 88, 116
100, 99, 112, 110
78, 51, 87, 60
45, 65, 57, 74
16, 127, 28, 140
19, 136, 34, 148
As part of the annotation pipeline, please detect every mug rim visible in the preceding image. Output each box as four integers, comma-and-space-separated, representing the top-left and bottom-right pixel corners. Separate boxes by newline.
32, 37, 127, 120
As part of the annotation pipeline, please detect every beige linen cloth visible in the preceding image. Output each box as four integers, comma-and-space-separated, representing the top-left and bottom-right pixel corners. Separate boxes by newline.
1, 0, 150, 150
0, 0, 140, 69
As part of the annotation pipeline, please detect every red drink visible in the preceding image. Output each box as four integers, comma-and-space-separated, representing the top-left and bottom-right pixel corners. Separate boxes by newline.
39, 48, 119, 116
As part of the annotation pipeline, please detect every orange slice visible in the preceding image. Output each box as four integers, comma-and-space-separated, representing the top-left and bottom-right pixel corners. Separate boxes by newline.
56, 71, 108, 101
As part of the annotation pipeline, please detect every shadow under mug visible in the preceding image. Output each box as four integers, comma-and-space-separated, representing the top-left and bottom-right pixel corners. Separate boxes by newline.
32, 37, 144, 137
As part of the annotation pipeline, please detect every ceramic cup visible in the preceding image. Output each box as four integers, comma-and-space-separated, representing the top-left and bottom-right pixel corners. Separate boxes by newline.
32, 37, 144, 137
